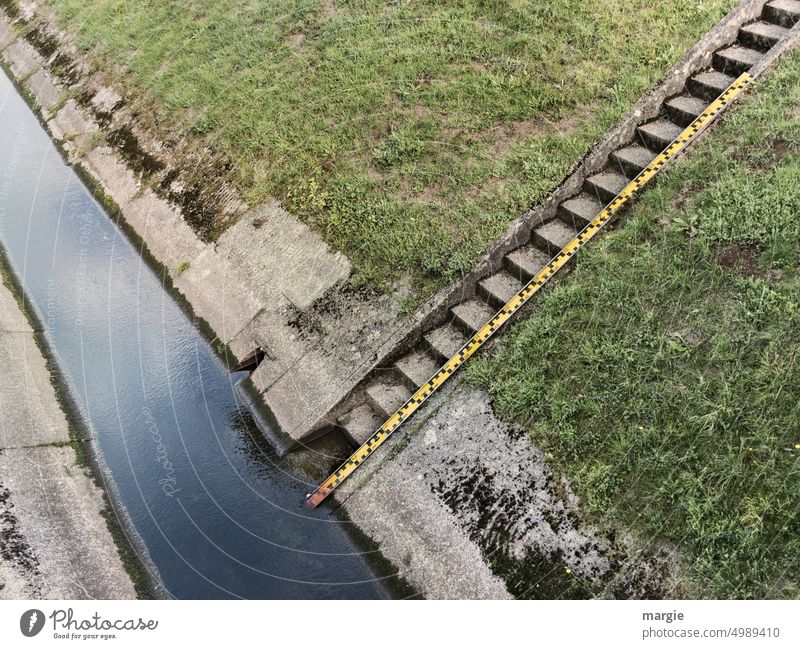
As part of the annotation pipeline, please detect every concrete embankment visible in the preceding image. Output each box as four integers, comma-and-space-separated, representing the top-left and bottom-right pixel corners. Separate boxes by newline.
0, 3, 417, 449
339, 381, 684, 599
0, 279, 135, 599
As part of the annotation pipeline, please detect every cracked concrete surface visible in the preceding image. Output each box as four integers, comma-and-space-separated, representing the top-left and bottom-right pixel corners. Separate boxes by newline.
0, 280, 135, 599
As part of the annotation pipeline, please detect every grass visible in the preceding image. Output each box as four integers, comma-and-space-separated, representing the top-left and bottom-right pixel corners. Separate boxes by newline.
39, 0, 735, 293
174, 260, 191, 276
469, 49, 800, 599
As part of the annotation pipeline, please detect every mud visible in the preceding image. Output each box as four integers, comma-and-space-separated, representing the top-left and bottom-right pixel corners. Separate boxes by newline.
711, 242, 762, 276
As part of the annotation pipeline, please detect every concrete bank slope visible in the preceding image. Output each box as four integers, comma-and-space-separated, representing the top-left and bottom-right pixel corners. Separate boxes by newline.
0, 3, 419, 448
0, 280, 135, 599
341, 382, 684, 599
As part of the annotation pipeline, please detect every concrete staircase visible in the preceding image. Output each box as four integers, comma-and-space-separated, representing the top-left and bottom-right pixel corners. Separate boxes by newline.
333, 0, 799, 448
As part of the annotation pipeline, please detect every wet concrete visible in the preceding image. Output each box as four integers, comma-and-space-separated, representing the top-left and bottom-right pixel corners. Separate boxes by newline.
0, 281, 135, 599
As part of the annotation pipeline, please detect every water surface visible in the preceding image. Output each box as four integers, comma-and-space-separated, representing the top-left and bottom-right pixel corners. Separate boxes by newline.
0, 68, 390, 599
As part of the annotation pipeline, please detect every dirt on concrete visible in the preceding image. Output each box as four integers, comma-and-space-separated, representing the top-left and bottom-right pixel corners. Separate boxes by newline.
341, 381, 687, 599
0, 280, 136, 599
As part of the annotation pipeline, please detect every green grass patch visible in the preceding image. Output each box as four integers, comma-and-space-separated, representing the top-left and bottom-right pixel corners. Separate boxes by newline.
469, 49, 800, 599
174, 259, 191, 276
41, 0, 734, 293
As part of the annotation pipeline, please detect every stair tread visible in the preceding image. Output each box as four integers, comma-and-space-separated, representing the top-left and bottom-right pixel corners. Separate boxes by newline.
692, 69, 736, 86
338, 403, 382, 446
665, 95, 708, 120
766, 0, 800, 15
479, 270, 525, 307
639, 119, 684, 140
585, 170, 629, 199
686, 70, 735, 103
451, 299, 495, 334
613, 145, 655, 167
610, 145, 655, 176
764, 0, 800, 27
533, 219, 578, 251
715, 45, 762, 66
395, 349, 440, 388
740, 20, 789, 41
505, 245, 551, 281
560, 194, 604, 225
637, 118, 683, 149
366, 380, 412, 418
424, 323, 468, 360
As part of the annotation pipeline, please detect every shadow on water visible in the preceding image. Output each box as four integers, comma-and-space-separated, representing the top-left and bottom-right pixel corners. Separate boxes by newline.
0, 67, 404, 599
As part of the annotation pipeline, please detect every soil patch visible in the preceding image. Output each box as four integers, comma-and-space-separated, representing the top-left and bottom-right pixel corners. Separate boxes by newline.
711, 242, 761, 277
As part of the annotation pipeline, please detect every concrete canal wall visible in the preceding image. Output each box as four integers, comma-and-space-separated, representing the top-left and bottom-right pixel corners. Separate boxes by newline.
0, 277, 136, 599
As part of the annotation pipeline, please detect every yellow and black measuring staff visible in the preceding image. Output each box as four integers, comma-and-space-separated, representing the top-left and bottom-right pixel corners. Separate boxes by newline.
306, 72, 752, 508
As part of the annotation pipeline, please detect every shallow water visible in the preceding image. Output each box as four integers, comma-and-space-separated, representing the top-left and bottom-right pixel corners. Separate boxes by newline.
0, 68, 390, 599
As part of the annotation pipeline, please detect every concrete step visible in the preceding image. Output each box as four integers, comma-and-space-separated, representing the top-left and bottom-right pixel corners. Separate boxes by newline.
763, 0, 800, 28
687, 70, 736, 102
713, 45, 762, 76
477, 270, 525, 309
366, 379, 412, 419
504, 245, 550, 282
532, 219, 578, 256
394, 349, 441, 388
636, 118, 683, 151
609, 145, 656, 179
558, 194, 604, 229
450, 299, 495, 335
665, 94, 708, 127
424, 323, 468, 361
338, 403, 382, 447
583, 170, 629, 204
738, 20, 789, 51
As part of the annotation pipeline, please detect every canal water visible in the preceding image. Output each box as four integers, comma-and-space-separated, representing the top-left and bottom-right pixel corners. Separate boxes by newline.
0, 68, 391, 599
